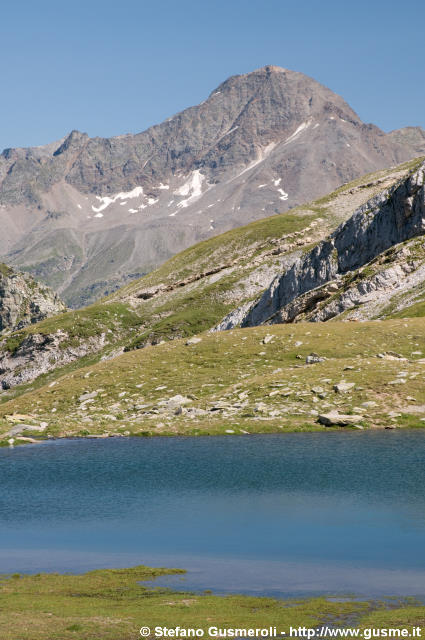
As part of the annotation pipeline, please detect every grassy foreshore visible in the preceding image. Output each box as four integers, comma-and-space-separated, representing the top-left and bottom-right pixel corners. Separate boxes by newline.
0, 565, 424, 640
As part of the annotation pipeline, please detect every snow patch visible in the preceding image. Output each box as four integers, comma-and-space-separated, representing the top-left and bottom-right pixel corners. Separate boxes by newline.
217, 125, 239, 142
158, 183, 169, 190
258, 184, 267, 189
77, 204, 82, 209
94, 213, 104, 218
128, 208, 138, 213
228, 142, 276, 183
92, 186, 144, 213
273, 178, 281, 186
282, 120, 312, 146
277, 188, 289, 201
174, 170, 205, 209
147, 197, 158, 205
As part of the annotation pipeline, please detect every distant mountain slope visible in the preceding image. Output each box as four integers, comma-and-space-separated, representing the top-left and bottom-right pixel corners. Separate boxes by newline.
0, 158, 420, 392
387, 126, 425, 156
1, 65, 424, 307
0, 263, 66, 333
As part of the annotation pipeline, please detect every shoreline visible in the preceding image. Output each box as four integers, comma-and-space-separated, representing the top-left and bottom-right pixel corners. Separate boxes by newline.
1, 564, 424, 639
3, 424, 425, 449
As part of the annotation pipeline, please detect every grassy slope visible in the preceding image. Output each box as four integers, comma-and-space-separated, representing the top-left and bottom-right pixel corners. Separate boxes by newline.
1, 564, 423, 640
1, 318, 425, 440
3, 208, 316, 354
1, 158, 420, 380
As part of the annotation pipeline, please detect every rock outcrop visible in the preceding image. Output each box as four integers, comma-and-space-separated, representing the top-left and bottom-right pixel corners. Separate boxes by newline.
220, 160, 425, 327
0, 330, 106, 389
0, 264, 66, 333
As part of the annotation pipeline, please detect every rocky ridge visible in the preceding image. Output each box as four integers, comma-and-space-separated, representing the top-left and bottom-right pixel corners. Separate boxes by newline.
217, 158, 425, 328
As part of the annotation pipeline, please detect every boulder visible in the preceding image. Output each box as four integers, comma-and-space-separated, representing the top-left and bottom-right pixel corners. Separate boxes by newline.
318, 412, 364, 427
78, 391, 98, 402
333, 382, 355, 394
306, 353, 325, 364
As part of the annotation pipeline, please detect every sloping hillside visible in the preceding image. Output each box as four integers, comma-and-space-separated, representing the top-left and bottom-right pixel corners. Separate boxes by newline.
0, 158, 418, 392
1, 318, 425, 443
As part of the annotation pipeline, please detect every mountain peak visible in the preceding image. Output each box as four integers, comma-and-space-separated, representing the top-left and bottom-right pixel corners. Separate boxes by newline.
53, 130, 89, 157
252, 64, 287, 74
1, 67, 424, 307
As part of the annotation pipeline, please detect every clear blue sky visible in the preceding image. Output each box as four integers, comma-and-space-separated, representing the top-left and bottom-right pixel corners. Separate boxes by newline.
2, 0, 424, 151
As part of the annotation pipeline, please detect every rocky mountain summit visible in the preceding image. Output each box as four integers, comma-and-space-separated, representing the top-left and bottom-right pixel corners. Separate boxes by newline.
0, 263, 66, 333
1, 65, 424, 307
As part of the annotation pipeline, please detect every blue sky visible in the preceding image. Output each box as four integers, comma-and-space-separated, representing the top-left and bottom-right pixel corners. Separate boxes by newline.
2, 0, 424, 151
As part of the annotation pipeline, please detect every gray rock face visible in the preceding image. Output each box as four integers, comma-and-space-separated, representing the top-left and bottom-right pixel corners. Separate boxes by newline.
0, 263, 66, 333
1, 66, 423, 307
235, 161, 425, 327
0, 330, 106, 389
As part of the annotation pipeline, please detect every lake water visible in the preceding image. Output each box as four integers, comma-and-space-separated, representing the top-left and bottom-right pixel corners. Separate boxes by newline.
1, 432, 425, 598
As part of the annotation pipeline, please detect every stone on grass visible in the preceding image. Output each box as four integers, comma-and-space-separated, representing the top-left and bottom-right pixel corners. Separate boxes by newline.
376, 351, 407, 361
311, 386, 325, 395
333, 382, 355, 394
306, 353, 325, 365
78, 391, 98, 402
318, 412, 364, 427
